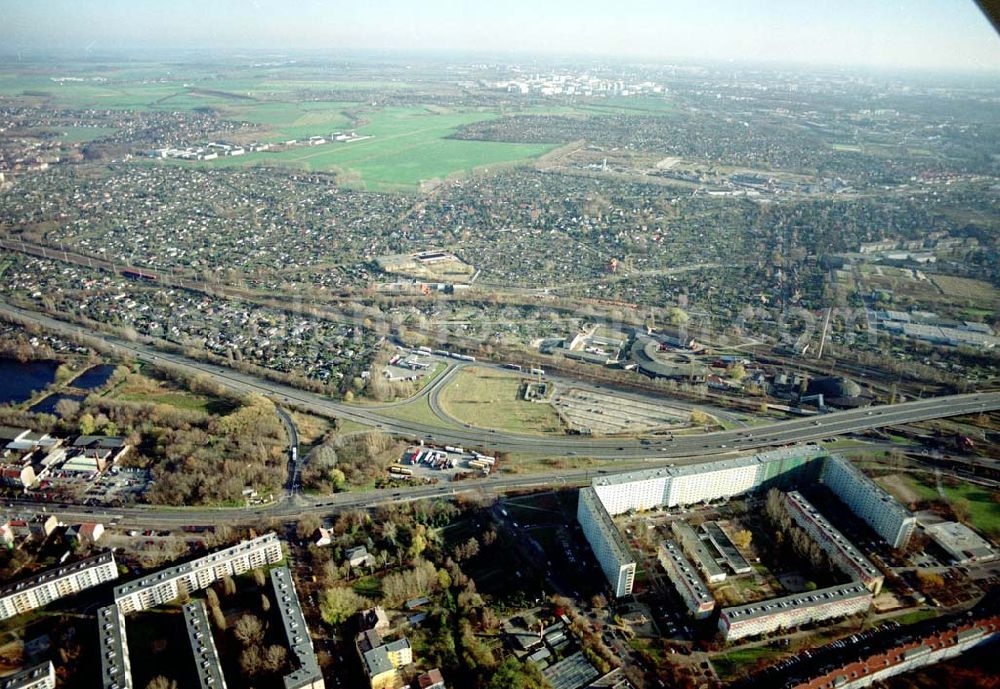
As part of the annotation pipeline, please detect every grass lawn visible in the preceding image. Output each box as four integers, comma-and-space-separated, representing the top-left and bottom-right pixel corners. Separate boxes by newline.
877, 472, 1000, 536
334, 418, 378, 435
352, 575, 382, 598
711, 646, 787, 681
438, 367, 564, 435
892, 609, 940, 626
116, 387, 238, 414
111, 370, 236, 414
378, 397, 458, 428
39, 125, 118, 142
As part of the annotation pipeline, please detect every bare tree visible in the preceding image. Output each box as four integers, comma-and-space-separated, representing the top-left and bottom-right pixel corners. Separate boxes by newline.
233, 614, 265, 646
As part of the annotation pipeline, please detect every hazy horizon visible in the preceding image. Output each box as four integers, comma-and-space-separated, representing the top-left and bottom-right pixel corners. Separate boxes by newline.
1, 0, 999, 73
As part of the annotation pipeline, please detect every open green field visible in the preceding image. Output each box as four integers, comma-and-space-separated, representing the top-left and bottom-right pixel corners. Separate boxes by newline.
35, 125, 118, 142
438, 366, 564, 434
378, 396, 457, 429
877, 472, 1000, 536
2, 64, 688, 192
711, 646, 787, 681
162, 106, 554, 191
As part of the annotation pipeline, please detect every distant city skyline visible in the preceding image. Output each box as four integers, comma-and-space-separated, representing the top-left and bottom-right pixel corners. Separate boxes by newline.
1, 0, 998, 72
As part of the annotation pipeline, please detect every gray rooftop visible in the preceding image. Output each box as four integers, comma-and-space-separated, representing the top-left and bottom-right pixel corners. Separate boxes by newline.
785, 491, 880, 580
114, 534, 279, 599
658, 540, 713, 604
270, 566, 323, 689
1, 551, 116, 599
701, 522, 752, 574
671, 521, 725, 580
97, 604, 129, 689
722, 582, 870, 622
542, 651, 600, 689
183, 600, 227, 689
362, 646, 395, 677
0, 661, 54, 689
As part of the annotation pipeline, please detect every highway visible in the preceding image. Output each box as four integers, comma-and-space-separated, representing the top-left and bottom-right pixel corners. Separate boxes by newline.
4, 463, 609, 529
3, 302, 999, 461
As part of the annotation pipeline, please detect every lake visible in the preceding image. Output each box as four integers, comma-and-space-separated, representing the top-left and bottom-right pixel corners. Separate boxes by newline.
30, 393, 86, 416
71, 364, 117, 391
0, 359, 60, 405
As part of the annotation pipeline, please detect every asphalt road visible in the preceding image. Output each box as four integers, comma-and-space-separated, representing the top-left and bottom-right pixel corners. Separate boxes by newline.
275, 406, 300, 492
3, 302, 999, 461
4, 464, 605, 528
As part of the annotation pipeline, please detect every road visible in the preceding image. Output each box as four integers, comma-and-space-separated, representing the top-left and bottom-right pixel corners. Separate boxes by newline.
275, 406, 300, 492
3, 302, 999, 461
5, 463, 606, 529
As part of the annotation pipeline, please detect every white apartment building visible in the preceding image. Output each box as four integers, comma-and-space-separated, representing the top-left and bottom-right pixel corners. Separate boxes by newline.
821, 456, 916, 549
98, 603, 132, 689
666, 458, 761, 506
0, 552, 119, 620
719, 582, 872, 641
657, 541, 716, 618
579, 448, 911, 596
783, 491, 884, 594
589, 447, 829, 518
114, 534, 283, 613
578, 487, 636, 597
0, 661, 56, 689
592, 469, 671, 515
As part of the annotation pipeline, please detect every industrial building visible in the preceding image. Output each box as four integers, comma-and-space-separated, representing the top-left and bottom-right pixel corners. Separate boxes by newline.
924, 521, 997, 564
271, 566, 325, 689
0, 661, 56, 689
577, 487, 636, 597
114, 534, 283, 613
719, 582, 873, 641
578, 448, 913, 597
183, 600, 227, 689
97, 604, 132, 689
656, 541, 716, 618
0, 552, 119, 620
782, 491, 885, 594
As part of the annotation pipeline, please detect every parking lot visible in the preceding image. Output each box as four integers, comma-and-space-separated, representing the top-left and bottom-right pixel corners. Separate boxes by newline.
551, 387, 692, 434
396, 445, 495, 482
34, 466, 151, 506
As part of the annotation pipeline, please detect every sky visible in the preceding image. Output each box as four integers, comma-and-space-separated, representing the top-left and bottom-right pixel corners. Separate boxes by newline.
1, 0, 998, 71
